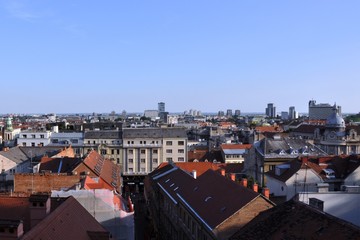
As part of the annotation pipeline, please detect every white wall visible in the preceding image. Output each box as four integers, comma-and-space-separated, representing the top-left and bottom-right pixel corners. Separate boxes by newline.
285, 169, 323, 200
344, 166, 360, 186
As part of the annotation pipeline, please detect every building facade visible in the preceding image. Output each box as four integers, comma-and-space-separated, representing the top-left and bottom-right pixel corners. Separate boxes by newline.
309, 100, 341, 120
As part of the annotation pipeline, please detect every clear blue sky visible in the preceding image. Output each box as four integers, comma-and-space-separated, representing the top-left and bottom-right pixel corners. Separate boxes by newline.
1, 0, 359, 114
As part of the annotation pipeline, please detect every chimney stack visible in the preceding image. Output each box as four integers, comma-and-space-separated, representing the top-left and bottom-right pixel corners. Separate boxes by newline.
230, 173, 236, 181
262, 187, 270, 198
29, 194, 51, 228
220, 169, 225, 176
241, 178, 248, 188
253, 183, 258, 192
0, 220, 24, 240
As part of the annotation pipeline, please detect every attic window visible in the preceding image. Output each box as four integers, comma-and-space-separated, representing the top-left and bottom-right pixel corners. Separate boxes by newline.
205, 196, 212, 202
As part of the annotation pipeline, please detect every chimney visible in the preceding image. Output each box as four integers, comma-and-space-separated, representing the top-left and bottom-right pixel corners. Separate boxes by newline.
29, 194, 51, 228
262, 187, 270, 198
220, 169, 225, 176
253, 183, 258, 192
128, 196, 134, 212
192, 170, 197, 179
230, 173, 236, 181
241, 178, 248, 188
0, 220, 24, 240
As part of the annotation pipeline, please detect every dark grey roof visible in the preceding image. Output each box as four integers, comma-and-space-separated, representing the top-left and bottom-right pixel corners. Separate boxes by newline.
256, 137, 327, 158
19, 146, 65, 161
84, 130, 122, 139
123, 127, 187, 139
0, 147, 29, 164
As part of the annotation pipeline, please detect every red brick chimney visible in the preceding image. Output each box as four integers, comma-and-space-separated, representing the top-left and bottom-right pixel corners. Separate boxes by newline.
253, 183, 258, 193
29, 194, 51, 228
230, 173, 236, 181
220, 169, 225, 176
241, 178, 248, 188
262, 187, 270, 198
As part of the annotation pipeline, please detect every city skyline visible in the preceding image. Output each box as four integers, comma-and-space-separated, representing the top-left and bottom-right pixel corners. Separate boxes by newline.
1, 1, 360, 114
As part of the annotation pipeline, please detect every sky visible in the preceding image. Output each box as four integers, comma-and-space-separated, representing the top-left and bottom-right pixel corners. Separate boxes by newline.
1, 0, 359, 114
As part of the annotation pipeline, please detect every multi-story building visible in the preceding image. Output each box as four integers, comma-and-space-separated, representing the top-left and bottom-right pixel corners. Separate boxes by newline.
122, 127, 187, 193
83, 130, 123, 164
234, 109, 241, 117
289, 106, 298, 120
145, 164, 275, 240
314, 106, 360, 155
265, 103, 276, 118
226, 109, 233, 118
309, 100, 341, 120
17, 130, 52, 147
158, 102, 165, 112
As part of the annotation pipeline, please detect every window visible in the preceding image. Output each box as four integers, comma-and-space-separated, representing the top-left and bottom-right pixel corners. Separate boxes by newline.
93, 141, 96, 144
166, 149, 172, 154
111, 149, 114, 155
129, 159, 133, 163
117, 158, 120, 163
40, 134, 44, 139
131, 141, 134, 144
178, 141, 184, 146
141, 168, 146, 172
178, 149, 184, 153
153, 149, 158, 154
152, 158, 158, 163
128, 141, 130, 144
166, 141, 172, 146
129, 150, 133, 154
140, 141, 143, 144
129, 168, 133, 173
166, 157, 173, 162
141, 158, 146, 163
88, 140, 90, 144
31, 134, 36, 138
141, 149, 146, 154
31, 142, 35, 147
52, 139, 59, 143
178, 157, 185, 162
144, 141, 146, 144
22, 142, 26, 147
71, 139, 78, 144
101, 149, 107, 155
117, 149, 120, 154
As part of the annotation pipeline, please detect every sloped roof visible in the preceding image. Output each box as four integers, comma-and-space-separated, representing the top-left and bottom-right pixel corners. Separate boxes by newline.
0, 147, 29, 164
83, 151, 121, 191
21, 196, 110, 240
149, 165, 272, 230
221, 144, 252, 150
0, 195, 67, 233
230, 199, 360, 240
265, 159, 323, 182
84, 130, 122, 139
39, 157, 82, 173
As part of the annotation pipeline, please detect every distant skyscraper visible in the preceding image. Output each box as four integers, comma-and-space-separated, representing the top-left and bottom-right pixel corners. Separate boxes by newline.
289, 106, 298, 120
226, 109, 233, 118
265, 103, 276, 118
218, 111, 225, 117
158, 102, 165, 112
234, 109, 241, 117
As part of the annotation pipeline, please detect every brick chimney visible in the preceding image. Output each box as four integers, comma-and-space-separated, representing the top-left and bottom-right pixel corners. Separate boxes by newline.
220, 169, 225, 176
241, 178, 248, 188
230, 173, 236, 181
262, 187, 270, 198
253, 183, 258, 193
29, 194, 51, 228
0, 220, 24, 240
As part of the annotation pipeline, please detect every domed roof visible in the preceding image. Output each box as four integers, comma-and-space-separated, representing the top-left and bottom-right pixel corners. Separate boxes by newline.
326, 108, 345, 128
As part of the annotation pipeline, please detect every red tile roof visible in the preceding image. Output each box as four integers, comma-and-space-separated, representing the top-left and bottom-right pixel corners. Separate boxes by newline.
221, 144, 252, 150
22, 196, 110, 240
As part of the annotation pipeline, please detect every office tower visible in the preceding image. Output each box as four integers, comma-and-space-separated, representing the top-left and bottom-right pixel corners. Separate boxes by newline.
265, 103, 276, 118
158, 102, 165, 112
